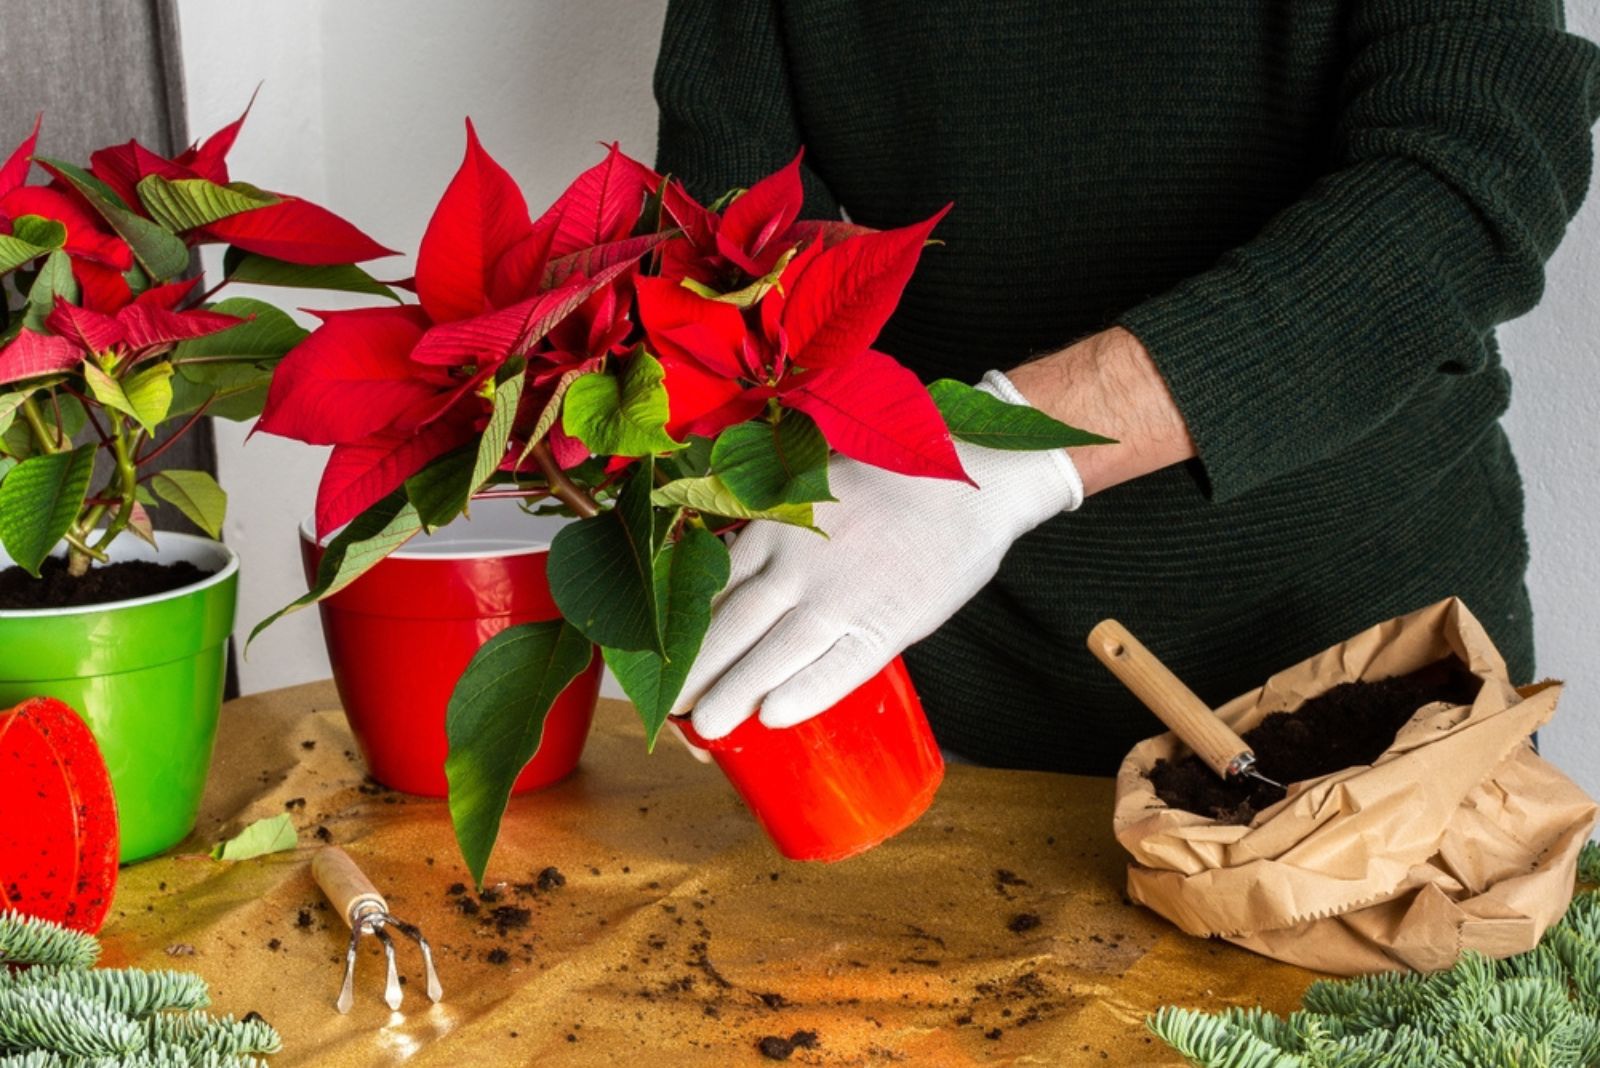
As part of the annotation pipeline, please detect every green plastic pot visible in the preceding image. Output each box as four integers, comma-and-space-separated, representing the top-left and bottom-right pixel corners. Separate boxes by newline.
0, 532, 238, 862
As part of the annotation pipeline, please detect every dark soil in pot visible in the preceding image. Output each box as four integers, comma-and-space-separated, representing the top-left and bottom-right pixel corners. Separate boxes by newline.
0, 558, 214, 610
1149, 658, 1483, 825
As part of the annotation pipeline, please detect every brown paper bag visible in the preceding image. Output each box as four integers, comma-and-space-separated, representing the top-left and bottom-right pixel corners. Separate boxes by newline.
1113, 598, 1598, 975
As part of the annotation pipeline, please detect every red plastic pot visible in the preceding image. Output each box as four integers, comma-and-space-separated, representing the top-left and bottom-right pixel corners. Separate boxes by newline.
0, 697, 119, 933
676, 657, 945, 862
300, 501, 601, 796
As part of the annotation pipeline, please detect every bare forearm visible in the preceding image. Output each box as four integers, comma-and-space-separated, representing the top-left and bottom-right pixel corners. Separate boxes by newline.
1005, 327, 1194, 497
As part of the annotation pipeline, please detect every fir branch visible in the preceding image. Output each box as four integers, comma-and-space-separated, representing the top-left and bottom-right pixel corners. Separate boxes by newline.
1151, 885, 1600, 1068
1580, 840, 1600, 886
2, 965, 210, 1018
0, 913, 99, 970
144, 1011, 282, 1058
0, 986, 141, 1059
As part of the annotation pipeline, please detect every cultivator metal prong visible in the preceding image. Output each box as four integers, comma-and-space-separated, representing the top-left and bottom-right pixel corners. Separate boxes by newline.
391, 917, 443, 1004
312, 847, 446, 1014
373, 923, 403, 1011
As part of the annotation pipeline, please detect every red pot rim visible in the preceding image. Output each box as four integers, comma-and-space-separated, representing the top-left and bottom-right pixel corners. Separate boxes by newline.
300, 499, 569, 562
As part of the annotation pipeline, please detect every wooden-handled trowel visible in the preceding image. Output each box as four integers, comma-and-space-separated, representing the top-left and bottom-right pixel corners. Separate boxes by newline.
1087, 619, 1283, 790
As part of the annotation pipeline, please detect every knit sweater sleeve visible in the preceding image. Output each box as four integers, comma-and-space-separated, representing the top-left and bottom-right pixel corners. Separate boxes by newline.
1116, 0, 1600, 502
653, 0, 841, 218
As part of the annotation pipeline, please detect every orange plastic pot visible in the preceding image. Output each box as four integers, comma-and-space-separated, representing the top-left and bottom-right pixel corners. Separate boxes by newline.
676, 657, 945, 862
300, 501, 601, 796
0, 697, 119, 932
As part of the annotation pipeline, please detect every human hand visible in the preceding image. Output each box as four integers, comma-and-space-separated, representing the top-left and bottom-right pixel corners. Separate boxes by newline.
672, 371, 1084, 740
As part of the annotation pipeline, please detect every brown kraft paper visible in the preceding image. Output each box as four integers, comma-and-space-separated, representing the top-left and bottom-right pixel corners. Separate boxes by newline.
1113, 597, 1598, 976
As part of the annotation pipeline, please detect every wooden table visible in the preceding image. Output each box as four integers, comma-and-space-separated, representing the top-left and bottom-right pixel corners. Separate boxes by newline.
99, 682, 1316, 1066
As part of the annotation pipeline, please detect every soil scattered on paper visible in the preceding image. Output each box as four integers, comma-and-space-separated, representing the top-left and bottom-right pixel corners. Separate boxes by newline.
0, 558, 213, 609
1149, 658, 1482, 823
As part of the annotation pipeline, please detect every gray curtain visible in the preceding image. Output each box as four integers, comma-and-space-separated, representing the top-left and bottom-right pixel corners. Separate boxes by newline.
0, 0, 219, 527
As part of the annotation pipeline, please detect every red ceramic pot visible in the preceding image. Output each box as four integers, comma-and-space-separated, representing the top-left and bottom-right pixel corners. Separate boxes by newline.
676, 657, 944, 862
300, 500, 601, 796
0, 697, 119, 932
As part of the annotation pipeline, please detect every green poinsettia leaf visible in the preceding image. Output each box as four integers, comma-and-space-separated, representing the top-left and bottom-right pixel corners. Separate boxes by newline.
150, 469, 226, 539
409, 371, 525, 532
39, 157, 190, 280
0, 391, 32, 439
603, 524, 731, 748
136, 175, 278, 233
928, 378, 1116, 449
173, 297, 309, 367
445, 619, 595, 887
170, 298, 310, 421
0, 444, 95, 575
23, 250, 79, 331
548, 458, 662, 653
248, 490, 421, 648
210, 813, 298, 861
86, 362, 173, 435
404, 447, 476, 531
1, 390, 83, 460
246, 489, 422, 645
0, 215, 66, 275
222, 248, 401, 302
561, 349, 682, 457
710, 413, 833, 509
651, 475, 817, 529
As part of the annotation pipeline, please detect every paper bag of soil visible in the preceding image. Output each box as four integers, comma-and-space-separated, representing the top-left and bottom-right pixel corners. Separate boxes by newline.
1113, 597, 1597, 975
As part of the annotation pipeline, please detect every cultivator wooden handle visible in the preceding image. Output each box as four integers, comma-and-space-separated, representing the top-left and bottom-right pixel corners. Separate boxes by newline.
312, 846, 387, 927
1087, 620, 1275, 786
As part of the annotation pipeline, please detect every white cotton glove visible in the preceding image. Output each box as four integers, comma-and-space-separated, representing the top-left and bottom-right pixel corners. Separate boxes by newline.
674, 371, 1085, 740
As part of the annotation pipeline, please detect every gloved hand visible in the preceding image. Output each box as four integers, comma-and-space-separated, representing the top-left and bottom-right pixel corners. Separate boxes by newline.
674, 371, 1085, 740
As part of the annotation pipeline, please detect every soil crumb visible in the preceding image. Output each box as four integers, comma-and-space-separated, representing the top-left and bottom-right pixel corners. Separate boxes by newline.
758, 1030, 820, 1060
1007, 913, 1041, 934
0, 558, 214, 610
1150, 659, 1481, 823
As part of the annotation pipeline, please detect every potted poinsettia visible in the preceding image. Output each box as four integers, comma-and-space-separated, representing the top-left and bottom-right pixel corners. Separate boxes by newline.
0, 107, 394, 860
254, 123, 1105, 885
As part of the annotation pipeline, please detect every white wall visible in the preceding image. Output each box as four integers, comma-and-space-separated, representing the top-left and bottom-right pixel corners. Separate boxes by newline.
1502, 2, 1600, 808
179, 4, 1600, 800
177, 0, 667, 695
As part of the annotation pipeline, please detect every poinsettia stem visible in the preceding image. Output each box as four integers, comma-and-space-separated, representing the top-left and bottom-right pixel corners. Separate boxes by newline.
471, 487, 555, 501
62, 385, 112, 447
527, 441, 600, 519
18, 396, 61, 454
136, 399, 211, 466
189, 276, 231, 308
87, 411, 139, 554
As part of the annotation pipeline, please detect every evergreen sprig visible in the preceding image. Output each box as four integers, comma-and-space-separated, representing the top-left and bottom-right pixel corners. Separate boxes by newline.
1151, 846, 1600, 1067
0, 914, 98, 970
0, 913, 279, 1067
1, 966, 210, 1018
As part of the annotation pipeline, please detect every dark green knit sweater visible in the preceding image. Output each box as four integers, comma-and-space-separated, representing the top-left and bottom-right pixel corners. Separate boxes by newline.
653, 0, 1600, 774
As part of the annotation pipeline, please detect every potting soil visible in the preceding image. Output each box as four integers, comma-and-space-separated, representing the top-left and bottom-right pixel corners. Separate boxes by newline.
1148, 658, 1482, 824
0, 558, 213, 609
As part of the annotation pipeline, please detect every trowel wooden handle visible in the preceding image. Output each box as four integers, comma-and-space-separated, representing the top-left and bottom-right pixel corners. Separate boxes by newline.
312, 847, 387, 928
1087, 619, 1253, 779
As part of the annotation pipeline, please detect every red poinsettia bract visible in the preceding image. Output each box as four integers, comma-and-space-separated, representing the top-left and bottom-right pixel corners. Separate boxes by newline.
257, 123, 659, 537
639, 201, 966, 482
86, 102, 395, 269
0, 279, 241, 386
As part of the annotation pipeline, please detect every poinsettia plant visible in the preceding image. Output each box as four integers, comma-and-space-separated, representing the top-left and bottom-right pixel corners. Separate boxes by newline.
0, 105, 393, 579
253, 122, 1106, 884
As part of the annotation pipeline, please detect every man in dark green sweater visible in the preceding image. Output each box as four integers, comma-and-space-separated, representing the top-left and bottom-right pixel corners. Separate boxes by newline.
654, 0, 1600, 774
